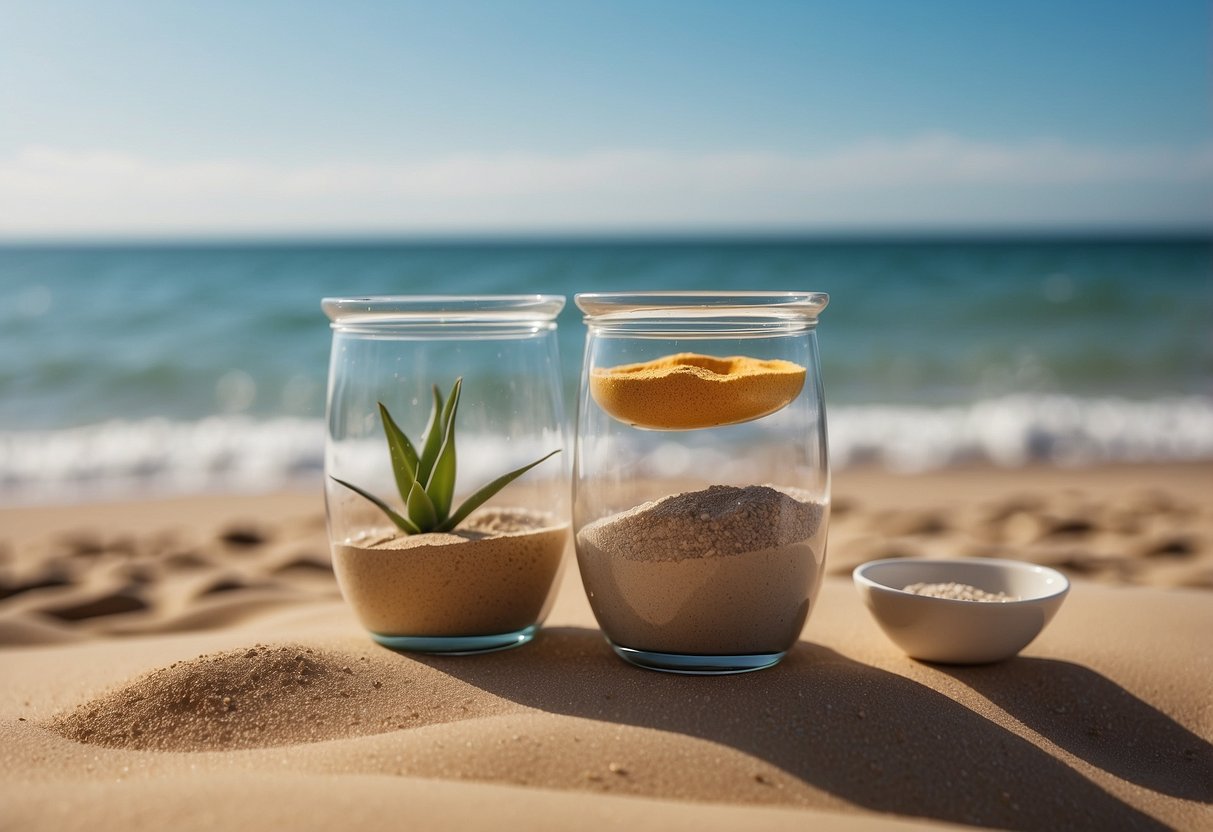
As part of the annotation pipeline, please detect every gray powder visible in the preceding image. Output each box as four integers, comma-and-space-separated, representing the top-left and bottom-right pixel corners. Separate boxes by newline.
575, 484, 828, 654
579, 484, 824, 562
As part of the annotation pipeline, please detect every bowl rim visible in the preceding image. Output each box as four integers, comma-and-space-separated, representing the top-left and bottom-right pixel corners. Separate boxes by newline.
852, 556, 1071, 606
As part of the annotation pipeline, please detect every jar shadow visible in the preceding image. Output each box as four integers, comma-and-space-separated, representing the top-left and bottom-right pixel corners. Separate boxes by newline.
415, 626, 1170, 831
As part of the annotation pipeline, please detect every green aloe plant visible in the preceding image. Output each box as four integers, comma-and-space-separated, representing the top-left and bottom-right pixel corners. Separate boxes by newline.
331, 377, 560, 535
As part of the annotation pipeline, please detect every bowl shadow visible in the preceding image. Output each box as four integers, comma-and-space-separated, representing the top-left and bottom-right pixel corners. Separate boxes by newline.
414, 626, 1172, 831
934, 657, 1212, 803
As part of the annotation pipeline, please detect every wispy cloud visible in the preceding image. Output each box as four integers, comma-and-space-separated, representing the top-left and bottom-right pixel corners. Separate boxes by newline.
1, 134, 1210, 235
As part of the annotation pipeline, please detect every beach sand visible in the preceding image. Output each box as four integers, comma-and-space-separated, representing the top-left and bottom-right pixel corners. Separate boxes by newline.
1, 463, 1210, 830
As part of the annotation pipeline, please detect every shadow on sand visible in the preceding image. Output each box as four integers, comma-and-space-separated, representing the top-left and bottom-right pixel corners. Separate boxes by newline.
416, 627, 1183, 831
937, 657, 1212, 804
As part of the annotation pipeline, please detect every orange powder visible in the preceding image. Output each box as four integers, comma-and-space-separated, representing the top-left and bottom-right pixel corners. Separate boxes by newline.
589, 352, 806, 430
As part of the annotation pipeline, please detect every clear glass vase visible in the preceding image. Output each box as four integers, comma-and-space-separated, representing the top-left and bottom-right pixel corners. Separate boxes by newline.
573, 292, 830, 674
323, 295, 569, 654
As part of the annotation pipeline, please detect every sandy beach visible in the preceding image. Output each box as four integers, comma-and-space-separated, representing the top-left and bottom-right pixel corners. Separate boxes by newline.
1, 462, 1210, 831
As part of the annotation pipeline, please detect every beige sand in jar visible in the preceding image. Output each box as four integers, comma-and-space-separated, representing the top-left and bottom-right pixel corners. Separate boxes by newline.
576, 485, 828, 655
589, 353, 806, 430
333, 508, 567, 637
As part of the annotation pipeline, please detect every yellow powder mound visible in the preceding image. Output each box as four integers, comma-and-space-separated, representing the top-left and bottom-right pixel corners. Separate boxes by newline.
590, 353, 807, 430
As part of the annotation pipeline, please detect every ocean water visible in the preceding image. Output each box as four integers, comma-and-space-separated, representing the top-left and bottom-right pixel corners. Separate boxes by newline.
1, 236, 1210, 502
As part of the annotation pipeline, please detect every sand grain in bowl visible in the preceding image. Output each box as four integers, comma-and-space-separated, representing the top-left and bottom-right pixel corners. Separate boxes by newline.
903, 582, 1018, 602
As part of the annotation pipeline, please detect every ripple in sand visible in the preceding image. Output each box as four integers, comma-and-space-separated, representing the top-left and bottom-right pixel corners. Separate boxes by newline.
220, 526, 270, 549
48, 643, 488, 751
1137, 534, 1198, 559
117, 563, 157, 585
1040, 516, 1098, 539
57, 533, 107, 558
197, 576, 274, 596
40, 586, 149, 621
0, 566, 72, 601
871, 510, 949, 537
161, 550, 210, 571
272, 554, 334, 577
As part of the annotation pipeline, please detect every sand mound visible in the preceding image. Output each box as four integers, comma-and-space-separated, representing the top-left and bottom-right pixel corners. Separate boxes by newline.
48, 642, 477, 751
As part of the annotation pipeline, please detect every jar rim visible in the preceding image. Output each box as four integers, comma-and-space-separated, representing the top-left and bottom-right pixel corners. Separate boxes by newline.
323, 294, 566, 324
575, 291, 828, 321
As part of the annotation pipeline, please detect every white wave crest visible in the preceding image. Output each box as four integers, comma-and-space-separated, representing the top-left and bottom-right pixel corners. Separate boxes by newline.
0, 416, 325, 504
829, 395, 1213, 471
1, 395, 1210, 504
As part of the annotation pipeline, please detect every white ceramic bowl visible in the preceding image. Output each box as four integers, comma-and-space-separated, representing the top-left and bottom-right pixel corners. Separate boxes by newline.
852, 557, 1070, 664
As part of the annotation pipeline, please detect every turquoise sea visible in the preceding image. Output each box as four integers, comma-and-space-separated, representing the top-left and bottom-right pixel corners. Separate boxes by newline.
0, 235, 1210, 502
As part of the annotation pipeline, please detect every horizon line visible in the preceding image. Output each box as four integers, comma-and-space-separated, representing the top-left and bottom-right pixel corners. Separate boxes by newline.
1, 225, 1210, 248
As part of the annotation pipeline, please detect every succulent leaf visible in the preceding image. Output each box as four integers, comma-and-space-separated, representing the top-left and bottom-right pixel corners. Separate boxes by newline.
426, 378, 462, 521
378, 401, 418, 503
415, 385, 445, 486
438, 377, 461, 438
437, 448, 561, 532
406, 479, 438, 530
330, 476, 420, 534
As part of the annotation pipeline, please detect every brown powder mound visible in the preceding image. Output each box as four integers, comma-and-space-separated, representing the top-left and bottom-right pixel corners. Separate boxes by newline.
590, 352, 806, 430
579, 484, 824, 562
48, 643, 456, 751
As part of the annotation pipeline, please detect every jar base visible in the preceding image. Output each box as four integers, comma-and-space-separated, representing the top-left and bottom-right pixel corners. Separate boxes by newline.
609, 641, 786, 675
370, 624, 538, 655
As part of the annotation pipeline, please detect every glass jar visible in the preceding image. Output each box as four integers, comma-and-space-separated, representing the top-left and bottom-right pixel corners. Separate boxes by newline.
573, 292, 830, 674
323, 295, 569, 654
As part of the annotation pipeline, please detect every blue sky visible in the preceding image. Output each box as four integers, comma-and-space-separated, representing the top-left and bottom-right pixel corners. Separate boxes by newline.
0, 0, 1209, 236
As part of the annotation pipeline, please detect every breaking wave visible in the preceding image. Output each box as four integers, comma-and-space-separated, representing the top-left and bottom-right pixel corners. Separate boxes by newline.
1, 395, 1211, 504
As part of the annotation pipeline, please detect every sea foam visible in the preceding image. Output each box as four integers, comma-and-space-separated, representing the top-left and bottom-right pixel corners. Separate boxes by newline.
0, 416, 325, 504
828, 395, 1213, 471
1, 395, 1210, 504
